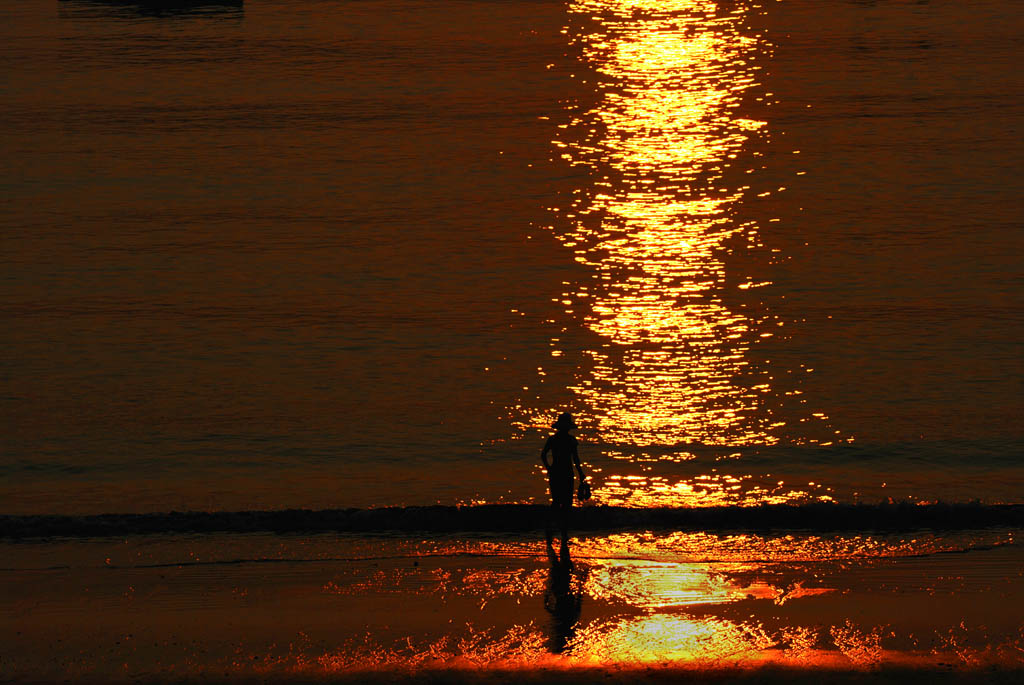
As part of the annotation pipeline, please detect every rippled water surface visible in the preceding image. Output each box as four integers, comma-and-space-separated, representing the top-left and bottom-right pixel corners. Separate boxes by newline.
2, 0, 1022, 514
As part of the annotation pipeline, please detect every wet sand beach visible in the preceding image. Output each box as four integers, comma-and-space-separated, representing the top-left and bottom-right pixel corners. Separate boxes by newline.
4, 527, 1023, 681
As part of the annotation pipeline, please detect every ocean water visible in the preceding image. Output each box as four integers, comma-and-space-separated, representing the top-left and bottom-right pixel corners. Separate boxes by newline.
2, 0, 1023, 516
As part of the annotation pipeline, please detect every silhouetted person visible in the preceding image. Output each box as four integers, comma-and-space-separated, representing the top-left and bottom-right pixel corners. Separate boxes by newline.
543, 541, 583, 654
541, 412, 586, 549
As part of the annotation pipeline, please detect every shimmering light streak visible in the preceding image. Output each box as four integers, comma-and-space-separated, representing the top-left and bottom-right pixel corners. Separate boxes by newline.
596, 471, 829, 507
545, 0, 778, 449
583, 558, 779, 608
515, 0, 844, 507
569, 614, 776, 664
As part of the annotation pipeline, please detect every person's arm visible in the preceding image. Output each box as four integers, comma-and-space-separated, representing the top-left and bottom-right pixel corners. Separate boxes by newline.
572, 440, 585, 481
541, 437, 552, 471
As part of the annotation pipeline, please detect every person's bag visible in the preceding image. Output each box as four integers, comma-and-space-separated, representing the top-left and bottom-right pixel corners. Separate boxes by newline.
577, 480, 592, 502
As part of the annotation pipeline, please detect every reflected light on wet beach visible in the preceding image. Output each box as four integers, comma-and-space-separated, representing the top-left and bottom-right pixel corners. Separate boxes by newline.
584, 558, 776, 608
570, 614, 775, 664
5, 530, 1021, 678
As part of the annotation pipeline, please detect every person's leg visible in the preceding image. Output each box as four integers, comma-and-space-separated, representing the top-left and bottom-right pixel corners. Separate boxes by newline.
546, 503, 557, 548
559, 501, 570, 548
549, 476, 572, 548
547, 478, 561, 547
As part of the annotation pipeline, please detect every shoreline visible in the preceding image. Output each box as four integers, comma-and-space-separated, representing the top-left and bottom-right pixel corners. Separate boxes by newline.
4, 501, 1023, 539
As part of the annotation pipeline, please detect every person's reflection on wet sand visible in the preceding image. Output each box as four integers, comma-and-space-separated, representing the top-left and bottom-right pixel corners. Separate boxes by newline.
543, 541, 583, 654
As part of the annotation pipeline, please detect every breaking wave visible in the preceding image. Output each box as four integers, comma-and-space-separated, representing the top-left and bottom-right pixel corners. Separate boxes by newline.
2, 502, 1023, 540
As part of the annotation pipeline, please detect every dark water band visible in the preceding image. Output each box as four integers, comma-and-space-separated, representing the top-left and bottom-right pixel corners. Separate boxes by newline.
2, 502, 1023, 540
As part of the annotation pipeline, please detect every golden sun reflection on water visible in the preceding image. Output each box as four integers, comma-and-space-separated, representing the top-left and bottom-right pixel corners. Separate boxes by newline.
515, 0, 845, 507
549, 0, 777, 447
595, 471, 829, 507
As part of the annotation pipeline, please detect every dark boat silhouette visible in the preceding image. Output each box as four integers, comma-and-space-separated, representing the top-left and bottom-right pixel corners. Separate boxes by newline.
60, 0, 243, 18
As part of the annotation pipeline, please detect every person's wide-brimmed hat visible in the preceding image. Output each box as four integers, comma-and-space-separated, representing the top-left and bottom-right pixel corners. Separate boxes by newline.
552, 412, 577, 430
